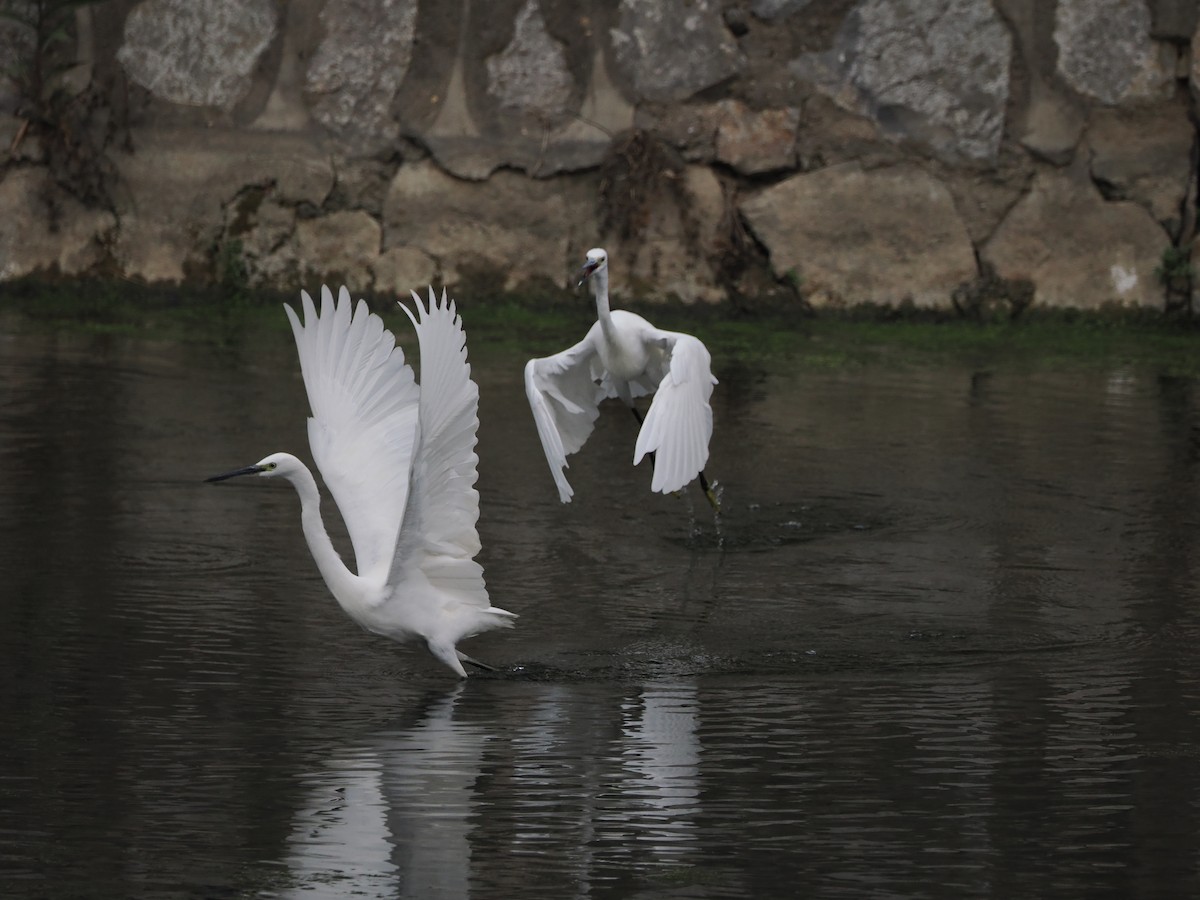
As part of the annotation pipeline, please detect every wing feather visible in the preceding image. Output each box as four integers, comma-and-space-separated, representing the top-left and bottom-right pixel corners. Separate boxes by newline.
286, 287, 420, 582
388, 289, 490, 611
524, 327, 606, 502
633, 331, 717, 494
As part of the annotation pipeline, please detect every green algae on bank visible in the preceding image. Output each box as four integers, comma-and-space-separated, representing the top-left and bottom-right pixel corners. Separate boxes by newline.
3, 278, 1200, 378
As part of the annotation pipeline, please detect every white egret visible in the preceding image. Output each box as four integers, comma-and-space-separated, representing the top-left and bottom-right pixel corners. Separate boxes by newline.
524, 248, 719, 509
206, 286, 515, 678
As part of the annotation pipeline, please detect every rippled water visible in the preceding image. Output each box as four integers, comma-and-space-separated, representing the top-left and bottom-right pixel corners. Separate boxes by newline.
2, 323, 1200, 898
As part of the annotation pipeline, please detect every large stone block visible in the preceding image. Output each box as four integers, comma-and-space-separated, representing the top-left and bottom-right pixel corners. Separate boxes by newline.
373, 246, 439, 297
117, 0, 277, 109
1055, 0, 1177, 104
293, 210, 382, 286
0, 169, 115, 278
791, 0, 1011, 162
740, 162, 977, 307
304, 0, 417, 150
982, 170, 1169, 308
1086, 103, 1195, 237
714, 101, 799, 175
609, 0, 743, 103
382, 160, 594, 291
111, 130, 333, 283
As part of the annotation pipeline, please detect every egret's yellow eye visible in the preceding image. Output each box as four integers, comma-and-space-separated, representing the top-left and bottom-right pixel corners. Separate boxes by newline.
265, 462, 277, 471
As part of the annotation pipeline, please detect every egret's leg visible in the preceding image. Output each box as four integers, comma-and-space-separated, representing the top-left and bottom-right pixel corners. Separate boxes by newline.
631, 405, 719, 511
629, 406, 657, 468
697, 469, 721, 512
457, 650, 497, 673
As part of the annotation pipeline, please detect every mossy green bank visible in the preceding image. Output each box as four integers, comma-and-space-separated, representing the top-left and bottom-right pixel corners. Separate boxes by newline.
3, 277, 1200, 378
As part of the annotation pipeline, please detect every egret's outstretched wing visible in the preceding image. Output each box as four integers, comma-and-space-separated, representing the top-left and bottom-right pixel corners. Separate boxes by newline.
633, 329, 717, 494
285, 286, 420, 582
524, 329, 607, 502
388, 289, 490, 610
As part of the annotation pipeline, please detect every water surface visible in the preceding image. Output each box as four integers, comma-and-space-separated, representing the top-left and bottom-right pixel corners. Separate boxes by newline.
1, 322, 1199, 898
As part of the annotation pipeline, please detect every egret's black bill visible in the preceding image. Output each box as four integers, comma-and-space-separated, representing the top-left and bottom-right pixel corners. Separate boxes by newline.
577, 260, 600, 287
205, 464, 262, 483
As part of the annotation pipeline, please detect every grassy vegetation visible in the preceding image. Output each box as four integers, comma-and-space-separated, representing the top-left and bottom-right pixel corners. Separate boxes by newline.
3, 277, 1200, 377
0, 277, 294, 345
771, 309, 1200, 376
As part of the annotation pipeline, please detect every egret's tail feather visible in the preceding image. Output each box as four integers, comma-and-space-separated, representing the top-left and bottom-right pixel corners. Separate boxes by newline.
483, 607, 518, 629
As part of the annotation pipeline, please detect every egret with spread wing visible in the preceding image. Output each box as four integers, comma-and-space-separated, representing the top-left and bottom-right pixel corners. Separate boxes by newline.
525, 248, 719, 509
207, 286, 515, 678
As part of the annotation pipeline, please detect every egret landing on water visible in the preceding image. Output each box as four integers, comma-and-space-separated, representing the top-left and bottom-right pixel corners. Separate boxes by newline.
524, 247, 720, 510
206, 286, 515, 678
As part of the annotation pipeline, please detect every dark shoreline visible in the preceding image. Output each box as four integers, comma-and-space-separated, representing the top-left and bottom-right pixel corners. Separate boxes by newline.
4, 276, 1200, 377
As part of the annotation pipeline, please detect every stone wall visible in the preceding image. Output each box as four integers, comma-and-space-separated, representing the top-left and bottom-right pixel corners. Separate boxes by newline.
0, 0, 1197, 310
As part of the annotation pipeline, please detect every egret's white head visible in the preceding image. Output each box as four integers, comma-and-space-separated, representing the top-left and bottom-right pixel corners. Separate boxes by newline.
206, 452, 301, 483
577, 247, 608, 286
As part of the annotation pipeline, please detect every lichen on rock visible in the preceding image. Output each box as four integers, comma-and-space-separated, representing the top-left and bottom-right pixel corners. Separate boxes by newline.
1054, 0, 1175, 105
305, 0, 418, 148
610, 0, 743, 103
792, 0, 1011, 162
117, 0, 277, 109
485, 0, 574, 122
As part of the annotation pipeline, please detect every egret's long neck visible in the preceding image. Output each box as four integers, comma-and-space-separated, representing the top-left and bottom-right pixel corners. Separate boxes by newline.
591, 267, 613, 331
285, 464, 360, 602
